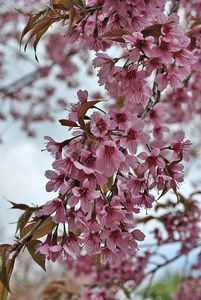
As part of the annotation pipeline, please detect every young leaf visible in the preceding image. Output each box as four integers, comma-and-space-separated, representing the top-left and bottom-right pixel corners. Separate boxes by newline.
61, 0, 72, 10
33, 21, 57, 62
141, 24, 163, 38
59, 119, 79, 127
27, 240, 46, 271
100, 28, 132, 42
18, 7, 65, 61
16, 207, 36, 233
24, 12, 61, 61
157, 184, 169, 200
84, 132, 100, 145
0, 245, 11, 293
31, 217, 56, 240
68, 6, 80, 33
0, 281, 9, 300
78, 100, 101, 127
20, 222, 36, 239
0, 256, 15, 300
137, 216, 155, 223
16, 8, 48, 43
69, 0, 86, 10
8, 200, 30, 211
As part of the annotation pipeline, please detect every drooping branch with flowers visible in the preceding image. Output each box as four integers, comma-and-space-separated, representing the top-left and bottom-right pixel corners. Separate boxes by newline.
1, 0, 201, 299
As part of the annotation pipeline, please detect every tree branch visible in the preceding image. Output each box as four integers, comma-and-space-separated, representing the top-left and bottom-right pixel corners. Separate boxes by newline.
8, 216, 48, 254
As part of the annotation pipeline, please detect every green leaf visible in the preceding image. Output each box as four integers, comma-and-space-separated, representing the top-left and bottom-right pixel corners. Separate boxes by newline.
27, 240, 46, 271
0, 245, 11, 293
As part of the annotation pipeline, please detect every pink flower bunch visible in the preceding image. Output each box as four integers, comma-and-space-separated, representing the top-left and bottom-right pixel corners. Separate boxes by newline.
152, 197, 201, 254
34, 87, 191, 264
172, 275, 201, 300
65, 0, 166, 52
91, 10, 197, 112
62, 250, 151, 298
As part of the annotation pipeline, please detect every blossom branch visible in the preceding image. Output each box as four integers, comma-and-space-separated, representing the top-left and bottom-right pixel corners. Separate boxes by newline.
8, 216, 48, 254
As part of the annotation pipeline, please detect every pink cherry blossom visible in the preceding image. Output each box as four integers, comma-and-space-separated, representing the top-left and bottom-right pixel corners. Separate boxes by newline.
90, 112, 110, 138
123, 32, 154, 62
119, 119, 150, 154
36, 198, 67, 223
92, 52, 117, 79
132, 190, 155, 208
170, 131, 191, 162
138, 148, 165, 178
99, 201, 125, 228
45, 168, 74, 194
69, 179, 100, 212
95, 141, 125, 177
108, 107, 135, 130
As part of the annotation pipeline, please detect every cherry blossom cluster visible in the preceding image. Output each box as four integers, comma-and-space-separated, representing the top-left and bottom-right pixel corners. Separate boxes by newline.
3, 0, 201, 299
172, 275, 201, 300
34, 87, 191, 265
63, 250, 150, 299
91, 14, 197, 112
152, 196, 201, 254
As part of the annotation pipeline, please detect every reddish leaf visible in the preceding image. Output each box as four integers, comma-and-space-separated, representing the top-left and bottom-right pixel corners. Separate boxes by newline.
41, 283, 62, 297
31, 217, 56, 240
137, 216, 155, 223
16, 207, 36, 233
17, 7, 65, 61
24, 12, 61, 61
0, 281, 9, 300
69, 0, 86, 10
100, 28, 132, 42
59, 119, 79, 127
141, 24, 163, 38
16, 8, 48, 43
8, 200, 30, 211
157, 184, 169, 200
20, 222, 36, 239
27, 240, 46, 271
20, 217, 55, 241
0, 245, 11, 293
0, 255, 16, 300
78, 100, 101, 126
33, 20, 57, 62
101, 176, 113, 193
69, 6, 81, 33
84, 131, 99, 144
